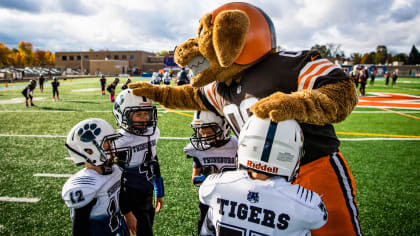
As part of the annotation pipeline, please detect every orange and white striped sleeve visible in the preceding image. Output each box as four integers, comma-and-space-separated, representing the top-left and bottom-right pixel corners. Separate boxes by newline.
202, 82, 224, 115
297, 59, 341, 91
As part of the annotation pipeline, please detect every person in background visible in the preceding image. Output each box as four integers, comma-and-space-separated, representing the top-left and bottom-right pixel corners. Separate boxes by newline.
359, 67, 368, 96
107, 78, 119, 102
392, 70, 398, 88
369, 69, 376, 86
384, 71, 390, 86
22, 79, 36, 107
100, 74, 107, 95
39, 74, 45, 93
52, 77, 60, 101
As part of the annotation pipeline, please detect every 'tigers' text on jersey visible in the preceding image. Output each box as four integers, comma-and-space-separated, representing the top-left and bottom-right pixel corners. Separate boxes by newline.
217, 198, 290, 230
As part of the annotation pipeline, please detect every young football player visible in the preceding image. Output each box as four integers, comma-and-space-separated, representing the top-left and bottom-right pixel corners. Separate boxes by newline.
107, 78, 120, 102
199, 117, 328, 235
113, 89, 164, 236
100, 74, 107, 95
51, 77, 60, 101
38, 74, 45, 93
21, 79, 36, 107
184, 111, 237, 234
62, 118, 130, 236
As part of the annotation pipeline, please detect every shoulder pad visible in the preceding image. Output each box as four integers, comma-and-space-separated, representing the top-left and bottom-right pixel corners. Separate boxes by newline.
289, 184, 322, 207
62, 171, 101, 209
183, 143, 196, 156
62, 185, 96, 209
199, 171, 247, 200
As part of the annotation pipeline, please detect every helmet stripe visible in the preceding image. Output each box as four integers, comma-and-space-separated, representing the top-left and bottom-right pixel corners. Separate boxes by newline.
260, 121, 278, 162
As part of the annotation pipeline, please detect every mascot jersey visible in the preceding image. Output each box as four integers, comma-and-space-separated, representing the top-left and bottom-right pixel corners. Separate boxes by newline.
199, 50, 346, 165
184, 136, 238, 174
62, 165, 124, 235
199, 170, 328, 236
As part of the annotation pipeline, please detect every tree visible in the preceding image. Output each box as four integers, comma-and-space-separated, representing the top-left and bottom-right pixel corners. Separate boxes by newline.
156, 50, 169, 56
408, 45, 420, 65
375, 45, 388, 64
311, 44, 330, 58
392, 53, 408, 64
18, 41, 34, 66
351, 53, 362, 64
0, 42, 14, 66
360, 52, 375, 64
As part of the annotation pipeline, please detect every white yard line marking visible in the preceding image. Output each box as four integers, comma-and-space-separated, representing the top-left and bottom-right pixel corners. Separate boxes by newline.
33, 173, 73, 178
0, 197, 40, 203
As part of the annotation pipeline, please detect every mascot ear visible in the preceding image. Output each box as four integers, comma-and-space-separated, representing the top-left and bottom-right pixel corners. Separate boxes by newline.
213, 10, 250, 67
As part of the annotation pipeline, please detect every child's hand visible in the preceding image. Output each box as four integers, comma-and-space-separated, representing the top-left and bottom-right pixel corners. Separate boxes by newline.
155, 197, 163, 212
124, 211, 137, 235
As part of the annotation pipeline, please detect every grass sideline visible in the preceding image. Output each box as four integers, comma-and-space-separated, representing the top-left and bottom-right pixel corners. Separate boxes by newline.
0, 76, 419, 235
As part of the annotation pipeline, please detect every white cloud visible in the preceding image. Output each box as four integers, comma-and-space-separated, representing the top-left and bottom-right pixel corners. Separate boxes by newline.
0, 0, 418, 57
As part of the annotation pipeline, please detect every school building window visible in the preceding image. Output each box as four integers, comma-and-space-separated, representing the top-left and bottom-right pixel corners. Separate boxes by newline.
69, 56, 74, 61
130, 54, 135, 60
77, 55, 81, 60
62, 56, 67, 61
114, 55, 119, 60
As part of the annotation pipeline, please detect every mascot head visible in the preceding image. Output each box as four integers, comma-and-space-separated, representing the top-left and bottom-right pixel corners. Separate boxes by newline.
174, 2, 276, 88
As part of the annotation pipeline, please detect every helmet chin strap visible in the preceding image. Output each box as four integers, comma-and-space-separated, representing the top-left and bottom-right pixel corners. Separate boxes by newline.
101, 162, 113, 175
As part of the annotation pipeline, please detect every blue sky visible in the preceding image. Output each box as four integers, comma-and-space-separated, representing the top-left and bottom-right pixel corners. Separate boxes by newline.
0, 0, 419, 57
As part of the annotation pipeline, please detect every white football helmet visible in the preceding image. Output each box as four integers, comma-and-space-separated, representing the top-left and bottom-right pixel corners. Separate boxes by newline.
190, 111, 231, 150
237, 116, 304, 182
65, 118, 131, 174
113, 89, 157, 136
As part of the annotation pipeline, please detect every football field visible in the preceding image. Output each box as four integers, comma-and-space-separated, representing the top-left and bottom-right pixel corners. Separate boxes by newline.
0, 77, 419, 235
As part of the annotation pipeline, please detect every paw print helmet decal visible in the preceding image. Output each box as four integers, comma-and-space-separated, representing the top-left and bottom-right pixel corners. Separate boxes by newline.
65, 118, 131, 172
113, 89, 157, 136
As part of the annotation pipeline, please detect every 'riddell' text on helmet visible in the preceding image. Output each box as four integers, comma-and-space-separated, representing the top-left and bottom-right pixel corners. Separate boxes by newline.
237, 116, 304, 182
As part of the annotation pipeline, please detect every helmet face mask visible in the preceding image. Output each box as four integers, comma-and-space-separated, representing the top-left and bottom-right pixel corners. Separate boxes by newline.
190, 111, 230, 151
113, 89, 157, 136
190, 122, 225, 150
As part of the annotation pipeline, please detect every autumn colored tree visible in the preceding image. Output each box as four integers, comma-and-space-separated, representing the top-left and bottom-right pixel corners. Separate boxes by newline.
18, 41, 34, 66
0, 42, 14, 66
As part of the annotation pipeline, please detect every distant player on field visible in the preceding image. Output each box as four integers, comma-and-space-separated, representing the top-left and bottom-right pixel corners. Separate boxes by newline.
199, 117, 328, 235
21, 79, 36, 107
107, 78, 119, 102
100, 75, 107, 95
62, 118, 130, 236
184, 111, 237, 234
52, 77, 60, 101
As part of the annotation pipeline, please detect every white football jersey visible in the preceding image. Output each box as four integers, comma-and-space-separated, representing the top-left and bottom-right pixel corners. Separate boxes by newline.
184, 136, 238, 172
62, 165, 122, 233
116, 127, 160, 167
199, 170, 328, 236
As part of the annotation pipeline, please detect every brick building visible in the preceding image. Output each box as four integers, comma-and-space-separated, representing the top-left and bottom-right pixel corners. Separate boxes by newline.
55, 50, 164, 75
